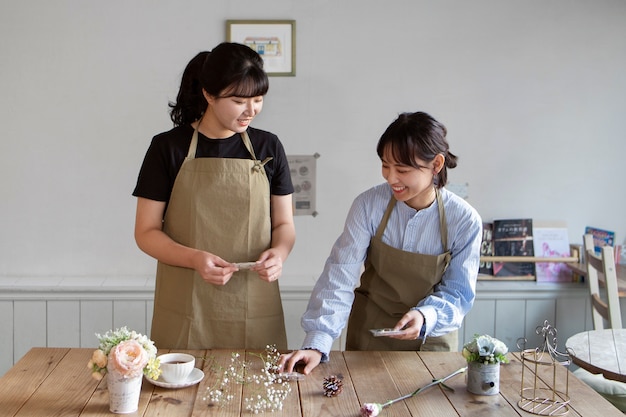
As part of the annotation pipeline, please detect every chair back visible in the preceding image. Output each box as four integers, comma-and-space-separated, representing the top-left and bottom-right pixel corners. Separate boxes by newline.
583, 233, 622, 329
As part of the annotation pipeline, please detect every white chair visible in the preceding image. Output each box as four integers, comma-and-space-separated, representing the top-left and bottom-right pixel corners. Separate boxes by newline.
584, 233, 622, 329
573, 233, 625, 412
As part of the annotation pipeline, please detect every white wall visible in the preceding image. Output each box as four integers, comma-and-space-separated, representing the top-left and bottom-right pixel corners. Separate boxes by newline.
1, 0, 625, 289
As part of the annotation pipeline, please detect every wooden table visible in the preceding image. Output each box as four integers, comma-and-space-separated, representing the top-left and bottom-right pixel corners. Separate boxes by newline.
1, 348, 623, 416
566, 328, 626, 383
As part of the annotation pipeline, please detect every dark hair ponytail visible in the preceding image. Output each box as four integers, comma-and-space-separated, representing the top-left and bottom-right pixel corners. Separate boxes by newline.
168, 51, 209, 126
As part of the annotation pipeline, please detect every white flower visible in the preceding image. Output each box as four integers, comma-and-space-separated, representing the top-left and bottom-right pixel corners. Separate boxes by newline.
463, 334, 509, 364
206, 344, 291, 413
493, 338, 508, 355
476, 335, 496, 356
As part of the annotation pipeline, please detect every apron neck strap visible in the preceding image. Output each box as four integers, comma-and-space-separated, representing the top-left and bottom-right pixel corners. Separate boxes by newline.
435, 187, 448, 251
240, 131, 256, 159
376, 197, 397, 239
187, 125, 200, 160
187, 125, 270, 166
376, 187, 449, 252
241, 130, 273, 169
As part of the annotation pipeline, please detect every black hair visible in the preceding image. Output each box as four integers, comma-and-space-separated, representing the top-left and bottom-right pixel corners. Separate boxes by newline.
169, 51, 209, 126
200, 42, 269, 99
376, 112, 458, 188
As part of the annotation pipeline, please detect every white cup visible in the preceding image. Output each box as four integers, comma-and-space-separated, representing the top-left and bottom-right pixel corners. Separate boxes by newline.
157, 353, 195, 383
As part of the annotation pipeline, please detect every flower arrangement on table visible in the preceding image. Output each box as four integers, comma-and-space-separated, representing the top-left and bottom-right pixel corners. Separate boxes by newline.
462, 334, 509, 364
87, 326, 161, 381
204, 344, 294, 414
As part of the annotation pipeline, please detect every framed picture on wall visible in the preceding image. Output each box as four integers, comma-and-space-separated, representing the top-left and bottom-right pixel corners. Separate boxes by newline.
226, 20, 296, 76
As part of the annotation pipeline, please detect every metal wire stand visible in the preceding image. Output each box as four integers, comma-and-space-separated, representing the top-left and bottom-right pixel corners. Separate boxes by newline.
518, 321, 571, 416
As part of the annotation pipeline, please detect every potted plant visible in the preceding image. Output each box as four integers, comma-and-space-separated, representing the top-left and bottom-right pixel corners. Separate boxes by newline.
87, 327, 161, 413
462, 334, 509, 395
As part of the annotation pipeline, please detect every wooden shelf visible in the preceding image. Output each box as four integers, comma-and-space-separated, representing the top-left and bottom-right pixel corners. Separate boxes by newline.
480, 256, 579, 263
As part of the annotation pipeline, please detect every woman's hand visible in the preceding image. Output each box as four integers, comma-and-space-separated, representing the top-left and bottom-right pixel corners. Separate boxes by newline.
191, 251, 237, 285
251, 194, 294, 283
251, 249, 283, 282
278, 349, 323, 375
135, 197, 237, 285
388, 310, 425, 340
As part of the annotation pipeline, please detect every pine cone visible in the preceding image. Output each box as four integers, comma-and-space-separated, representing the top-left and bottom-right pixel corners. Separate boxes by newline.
322, 375, 343, 397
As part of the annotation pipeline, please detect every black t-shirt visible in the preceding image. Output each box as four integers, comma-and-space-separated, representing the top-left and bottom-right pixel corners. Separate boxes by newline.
132, 124, 294, 202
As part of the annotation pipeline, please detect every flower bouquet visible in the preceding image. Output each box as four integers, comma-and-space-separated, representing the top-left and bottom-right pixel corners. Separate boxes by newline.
462, 334, 509, 365
87, 327, 161, 413
462, 334, 508, 395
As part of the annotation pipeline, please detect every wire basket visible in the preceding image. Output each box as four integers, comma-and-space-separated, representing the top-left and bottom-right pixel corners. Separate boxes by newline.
517, 321, 571, 416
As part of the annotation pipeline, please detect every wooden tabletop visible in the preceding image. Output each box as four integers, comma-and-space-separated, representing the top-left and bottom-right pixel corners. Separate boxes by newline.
1, 347, 623, 416
566, 328, 626, 383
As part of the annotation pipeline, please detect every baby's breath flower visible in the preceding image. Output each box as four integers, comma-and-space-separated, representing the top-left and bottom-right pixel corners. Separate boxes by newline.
205, 344, 292, 413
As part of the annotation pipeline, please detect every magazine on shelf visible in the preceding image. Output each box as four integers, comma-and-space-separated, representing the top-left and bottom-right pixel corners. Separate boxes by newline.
533, 223, 573, 283
493, 218, 535, 280
479, 222, 494, 275
584, 226, 615, 254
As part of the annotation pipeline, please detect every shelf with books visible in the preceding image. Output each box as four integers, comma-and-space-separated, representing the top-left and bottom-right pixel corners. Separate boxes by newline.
480, 256, 579, 263
477, 219, 588, 282
478, 256, 580, 281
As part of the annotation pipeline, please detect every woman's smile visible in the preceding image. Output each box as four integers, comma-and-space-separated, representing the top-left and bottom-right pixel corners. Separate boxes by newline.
237, 117, 252, 127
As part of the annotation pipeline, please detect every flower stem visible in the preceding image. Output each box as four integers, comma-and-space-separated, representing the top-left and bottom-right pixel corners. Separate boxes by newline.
383, 366, 468, 408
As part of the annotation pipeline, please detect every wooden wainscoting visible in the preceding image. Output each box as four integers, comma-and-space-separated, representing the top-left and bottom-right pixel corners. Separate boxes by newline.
0, 277, 607, 377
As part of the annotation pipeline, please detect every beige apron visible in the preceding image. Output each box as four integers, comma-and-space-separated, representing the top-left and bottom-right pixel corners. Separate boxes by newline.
346, 188, 457, 351
150, 126, 287, 350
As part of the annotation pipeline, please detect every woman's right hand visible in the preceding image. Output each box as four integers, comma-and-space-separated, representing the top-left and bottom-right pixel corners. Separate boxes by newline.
135, 197, 238, 285
278, 349, 323, 375
191, 250, 237, 285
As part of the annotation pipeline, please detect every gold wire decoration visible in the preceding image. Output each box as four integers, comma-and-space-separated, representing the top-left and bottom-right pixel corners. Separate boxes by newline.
517, 320, 571, 416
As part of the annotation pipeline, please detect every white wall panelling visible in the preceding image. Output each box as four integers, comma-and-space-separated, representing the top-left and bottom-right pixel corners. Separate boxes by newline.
4, 278, 622, 377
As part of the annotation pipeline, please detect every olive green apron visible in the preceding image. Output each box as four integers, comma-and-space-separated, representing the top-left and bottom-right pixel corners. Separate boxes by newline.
150, 126, 287, 350
346, 188, 457, 351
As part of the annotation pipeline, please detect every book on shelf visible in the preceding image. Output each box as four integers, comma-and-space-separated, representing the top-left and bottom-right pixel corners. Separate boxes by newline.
479, 222, 494, 275
584, 226, 615, 254
493, 218, 535, 280
533, 223, 573, 283
569, 244, 585, 282
616, 244, 626, 265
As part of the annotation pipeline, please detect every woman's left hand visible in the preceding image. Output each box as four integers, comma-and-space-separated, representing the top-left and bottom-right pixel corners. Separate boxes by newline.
388, 310, 425, 340
251, 249, 283, 282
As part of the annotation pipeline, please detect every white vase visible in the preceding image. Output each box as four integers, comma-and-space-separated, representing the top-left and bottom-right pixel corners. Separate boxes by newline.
106, 369, 143, 414
466, 362, 500, 395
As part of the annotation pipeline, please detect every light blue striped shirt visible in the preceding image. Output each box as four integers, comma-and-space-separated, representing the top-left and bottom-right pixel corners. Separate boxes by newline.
301, 183, 482, 360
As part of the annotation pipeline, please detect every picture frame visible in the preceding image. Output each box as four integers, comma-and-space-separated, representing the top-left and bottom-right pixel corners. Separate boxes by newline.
226, 20, 296, 76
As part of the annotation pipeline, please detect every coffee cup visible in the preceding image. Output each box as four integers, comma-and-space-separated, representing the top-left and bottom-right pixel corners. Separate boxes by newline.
157, 353, 195, 383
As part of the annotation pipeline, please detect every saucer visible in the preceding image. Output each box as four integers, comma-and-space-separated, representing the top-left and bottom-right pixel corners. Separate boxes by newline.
146, 368, 204, 389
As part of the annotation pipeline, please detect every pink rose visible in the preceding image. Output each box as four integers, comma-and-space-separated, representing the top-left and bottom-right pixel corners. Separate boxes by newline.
107, 339, 148, 378
360, 403, 382, 417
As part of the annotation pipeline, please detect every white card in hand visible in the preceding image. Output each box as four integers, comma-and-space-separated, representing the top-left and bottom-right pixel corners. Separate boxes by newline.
369, 328, 406, 337
234, 262, 257, 269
